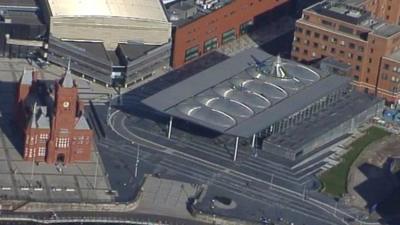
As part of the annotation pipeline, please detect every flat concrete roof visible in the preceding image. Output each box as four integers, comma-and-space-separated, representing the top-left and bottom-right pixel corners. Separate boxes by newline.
0, 0, 37, 7
142, 48, 351, 138
47, 0, 168, 22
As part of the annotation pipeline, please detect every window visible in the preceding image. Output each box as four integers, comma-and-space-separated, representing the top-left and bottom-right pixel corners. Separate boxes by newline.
331, 37, 337, 43
204, 37, 218, 53
305, 30, 311, 36
357, 55, 363, 61
338, 25, 353, 34
240, 20, 253, 34
321, 19, 333, 27
296, 27, 303, 33
323, 35, 329, 41
354, 75, 359, 81
184, 46, 199, 62
355, 65, 360, 71
369, 58, 372, 63
349, 43, 355, 49
39, 133, 48, 140
314, 33, 320, 38
330, 48, 336, 53
384, 64, 390, 70
56, 137, 69, 148
313, 42, 319, 48
222, 29, 236, 44
38, 147, 46, 156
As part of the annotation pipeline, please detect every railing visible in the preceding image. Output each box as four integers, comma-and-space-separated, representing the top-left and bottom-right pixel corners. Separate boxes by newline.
0, 215, 170, 225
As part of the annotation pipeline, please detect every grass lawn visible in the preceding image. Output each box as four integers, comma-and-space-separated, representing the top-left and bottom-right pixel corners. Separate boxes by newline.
319, 126, 390, 197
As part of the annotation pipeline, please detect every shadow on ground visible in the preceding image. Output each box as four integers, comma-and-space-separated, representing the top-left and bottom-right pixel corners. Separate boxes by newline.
354, 160, 400, 225
0, 80, 23, 154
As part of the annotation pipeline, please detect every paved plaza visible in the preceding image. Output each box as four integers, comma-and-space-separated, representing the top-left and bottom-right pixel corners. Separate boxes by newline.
0, 58, 113, 203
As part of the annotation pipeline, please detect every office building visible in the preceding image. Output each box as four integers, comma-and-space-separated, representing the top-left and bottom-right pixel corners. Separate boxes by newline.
292, 0, 400, 103
143, 48, 383, 161
166, 0, 291, 68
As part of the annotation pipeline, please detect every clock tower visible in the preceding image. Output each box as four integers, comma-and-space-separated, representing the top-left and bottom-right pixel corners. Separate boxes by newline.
46, 66, 79, 164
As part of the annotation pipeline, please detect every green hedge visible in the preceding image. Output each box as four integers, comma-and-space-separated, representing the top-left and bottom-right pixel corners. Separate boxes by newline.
320, 127, 390, 197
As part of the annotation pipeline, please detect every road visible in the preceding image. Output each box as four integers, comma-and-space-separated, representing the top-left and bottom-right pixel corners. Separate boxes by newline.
101, 101, 347, 225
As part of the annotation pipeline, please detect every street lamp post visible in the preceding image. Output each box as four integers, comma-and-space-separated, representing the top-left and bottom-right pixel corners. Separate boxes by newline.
30, 154, 35, 187
134, 145, 140, 178
94, 151, 99, 189
106, 93, 113, 126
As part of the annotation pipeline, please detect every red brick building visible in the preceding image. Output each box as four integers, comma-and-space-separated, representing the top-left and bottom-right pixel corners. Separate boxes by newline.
352, 0, 400, 25
16, 68, 93, 164
291, 1, 400, 103
169, 0, 290, 68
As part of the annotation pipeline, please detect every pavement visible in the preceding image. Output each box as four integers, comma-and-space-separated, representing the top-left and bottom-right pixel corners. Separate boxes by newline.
0, 58, 113, 203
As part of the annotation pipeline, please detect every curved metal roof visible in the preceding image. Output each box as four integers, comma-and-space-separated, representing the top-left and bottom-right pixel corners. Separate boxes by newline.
143, 48, 351, 137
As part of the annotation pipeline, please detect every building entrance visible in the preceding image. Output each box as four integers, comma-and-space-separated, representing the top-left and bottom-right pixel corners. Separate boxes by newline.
56, 153, 65, 163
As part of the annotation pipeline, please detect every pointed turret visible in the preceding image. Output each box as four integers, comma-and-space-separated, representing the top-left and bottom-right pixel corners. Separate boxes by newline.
20, 68, 33, 85
75, 115, 90, 130
61, 59, 74, 88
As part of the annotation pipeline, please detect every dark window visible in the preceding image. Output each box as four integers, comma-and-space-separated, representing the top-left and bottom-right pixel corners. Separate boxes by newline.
240, 20, 253, 35
184, 46, 199, 62
323, 35, 329, 41
349, 43, 355, 49
357, 56, 363, 61
222, 29, 236, 44
313, 42, 318, 48
338, 25, 353, 34
314, 33, 320, 38
204, 37, 218, 53
384, 64, 390, 70
305, 30, 311, 36
321, 19, 333, 27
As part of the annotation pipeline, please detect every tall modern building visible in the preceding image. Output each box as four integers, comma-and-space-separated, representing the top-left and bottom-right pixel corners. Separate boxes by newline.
16, 67, 93, 164
166, 0, 291, 68
292, 0, 400, 103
